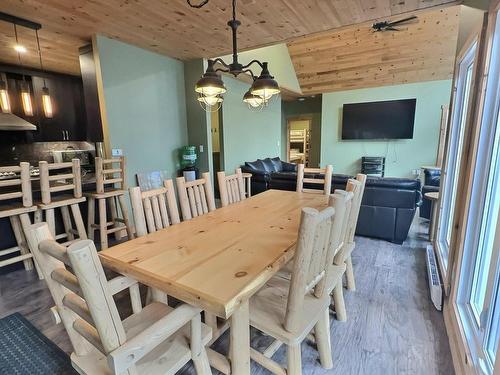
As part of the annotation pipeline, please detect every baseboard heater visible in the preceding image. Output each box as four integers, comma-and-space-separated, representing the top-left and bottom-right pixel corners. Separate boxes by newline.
426, 245, 443, 311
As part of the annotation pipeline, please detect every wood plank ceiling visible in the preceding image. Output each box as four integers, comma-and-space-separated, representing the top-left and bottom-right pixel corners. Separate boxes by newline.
0, 0, 457, 76
288, 6, 461, 94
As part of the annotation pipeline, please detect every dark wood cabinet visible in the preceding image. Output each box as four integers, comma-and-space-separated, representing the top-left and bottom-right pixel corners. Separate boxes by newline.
0, 64, 90, 142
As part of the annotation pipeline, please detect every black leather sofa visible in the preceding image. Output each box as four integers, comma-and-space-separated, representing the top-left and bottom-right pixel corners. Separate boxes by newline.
241, 157, 422, 244
420, 168, 441, 220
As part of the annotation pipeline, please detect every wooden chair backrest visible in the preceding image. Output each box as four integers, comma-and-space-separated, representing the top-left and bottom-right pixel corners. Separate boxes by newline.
95, 156, 126, 193
129, 179, 181, 237
26, 223, 134, 369
284, 200, 345, 333
176, 172, 216, 221
296, 164, 333, 195
344, 174, 366, 243
39, 159, 82, 204
217, 168, 246, 207
330, 189, 355, 264
0, 162, 32, 208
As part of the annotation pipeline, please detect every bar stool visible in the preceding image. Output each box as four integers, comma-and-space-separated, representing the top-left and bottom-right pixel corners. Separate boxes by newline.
86, 156, 133, 249
0, 162, 42, 278
36, 159, 87, 246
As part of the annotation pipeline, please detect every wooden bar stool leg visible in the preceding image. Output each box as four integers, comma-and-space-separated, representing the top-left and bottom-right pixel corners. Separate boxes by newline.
60, 206, 75, 242
18, 213, 43, 279
70, 203, 88, 240
345, 256, 356, 291
9, 215, 34, 271
45, 208, 56, 237
87, 197, 95, 241
118, 194, 134, 240
109, 195, 121, 241
98, 197, 108, 250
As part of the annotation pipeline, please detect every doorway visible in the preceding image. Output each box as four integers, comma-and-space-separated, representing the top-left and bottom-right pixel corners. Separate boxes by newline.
211, 107, 224, 197
287, 118, 312, 166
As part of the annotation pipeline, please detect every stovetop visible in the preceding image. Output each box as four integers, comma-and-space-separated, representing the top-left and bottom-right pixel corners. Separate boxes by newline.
0, 167, 40, 181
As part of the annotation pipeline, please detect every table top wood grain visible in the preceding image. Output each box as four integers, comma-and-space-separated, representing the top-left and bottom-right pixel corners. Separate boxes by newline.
99, 190, 328, 318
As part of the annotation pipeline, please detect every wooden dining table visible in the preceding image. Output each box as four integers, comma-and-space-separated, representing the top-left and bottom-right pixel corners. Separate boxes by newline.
99, 189, 328, 375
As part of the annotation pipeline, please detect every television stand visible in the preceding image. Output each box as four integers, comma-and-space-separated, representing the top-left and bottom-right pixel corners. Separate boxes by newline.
361, 156, 385, 177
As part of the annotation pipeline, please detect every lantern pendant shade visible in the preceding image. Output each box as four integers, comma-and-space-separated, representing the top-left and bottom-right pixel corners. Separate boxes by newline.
250, 62, 280, 100
195, 60, 226, 107
42, 87, 53, 118
243, 89, 265, 108
0, 80, 11, 113
20, 82, 33, 117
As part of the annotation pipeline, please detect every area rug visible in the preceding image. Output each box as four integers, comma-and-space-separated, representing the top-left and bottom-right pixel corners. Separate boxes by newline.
0, 313, 77, 374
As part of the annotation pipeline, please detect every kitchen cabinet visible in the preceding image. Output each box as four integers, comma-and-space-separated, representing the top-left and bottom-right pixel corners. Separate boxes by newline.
1, 65, 88, 142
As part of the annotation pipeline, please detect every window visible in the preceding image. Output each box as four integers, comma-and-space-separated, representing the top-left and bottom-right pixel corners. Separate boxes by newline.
456, 12, 500, 374
437, 41, 477, 272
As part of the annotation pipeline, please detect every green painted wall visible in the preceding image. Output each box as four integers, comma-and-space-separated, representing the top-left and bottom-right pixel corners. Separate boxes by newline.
282, 96, 322, 167
321, 80, 453, 178
96, 35, 187, 186
184, 59, 212, 174
221, 76, 282, 171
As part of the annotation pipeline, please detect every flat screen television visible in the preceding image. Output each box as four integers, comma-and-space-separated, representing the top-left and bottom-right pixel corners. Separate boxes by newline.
341, 98, 416, 140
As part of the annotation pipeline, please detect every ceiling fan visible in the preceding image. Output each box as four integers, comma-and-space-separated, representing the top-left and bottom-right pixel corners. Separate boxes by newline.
372, 15, 418, 32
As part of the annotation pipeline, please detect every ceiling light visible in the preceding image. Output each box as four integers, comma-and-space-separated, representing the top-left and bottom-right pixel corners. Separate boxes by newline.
189, 0, 280, 112
42, 87, 53, 118
250, 62, 280, 100
35, 29, 53, 118
243, 88, 265, 109
0, 79, 11, 113
20, 81, 33, 117
14, 44, 27, 53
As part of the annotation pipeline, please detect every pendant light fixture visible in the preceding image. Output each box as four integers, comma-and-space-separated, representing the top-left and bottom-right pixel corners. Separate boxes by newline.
188, 0, 280, 112
35, 29, 53, 118
0, 74, 11, 113
13, 23, 33, 117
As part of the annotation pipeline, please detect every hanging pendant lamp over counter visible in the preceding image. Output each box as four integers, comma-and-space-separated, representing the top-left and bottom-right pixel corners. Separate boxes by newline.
0, 12, 53, 118
188, 0, 280, 112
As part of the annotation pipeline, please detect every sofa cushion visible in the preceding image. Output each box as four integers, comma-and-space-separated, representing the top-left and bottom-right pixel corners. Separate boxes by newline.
260, 158, 276, 173
270, 171, 297, 181
245, 160, 266, 173
366, 176, 421, 190
270, 157, 283, 172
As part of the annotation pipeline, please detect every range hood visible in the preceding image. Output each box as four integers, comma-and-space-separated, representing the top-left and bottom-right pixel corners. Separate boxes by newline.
0, 113, 37, 131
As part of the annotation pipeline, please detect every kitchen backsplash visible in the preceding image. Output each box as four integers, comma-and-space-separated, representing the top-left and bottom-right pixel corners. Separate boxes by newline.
0, 141, 95, 166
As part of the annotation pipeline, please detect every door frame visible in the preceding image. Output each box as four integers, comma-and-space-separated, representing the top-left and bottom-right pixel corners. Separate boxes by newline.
286, 116, 312, 164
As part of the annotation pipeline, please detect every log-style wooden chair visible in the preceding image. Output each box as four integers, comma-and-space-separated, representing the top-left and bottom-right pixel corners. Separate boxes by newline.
129, 179, 180, 237
217, 168, 246, 207
242, 172, 252, 198
296, 164, 333, 195
36, 159, 87, 246
129, 180, 181, 305
249, 204, 345, 375
334, 174, 367, 295
25, 222, 212, 375
0, 162, 41, 278
175, 172, 216, 221
86, 156, 134, 250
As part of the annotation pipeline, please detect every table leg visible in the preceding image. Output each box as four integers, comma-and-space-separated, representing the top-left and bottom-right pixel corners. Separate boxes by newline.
230, 300, 250, 375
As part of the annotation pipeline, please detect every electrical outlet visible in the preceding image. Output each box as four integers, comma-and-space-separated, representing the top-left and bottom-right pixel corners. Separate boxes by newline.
112, 148, 123, 157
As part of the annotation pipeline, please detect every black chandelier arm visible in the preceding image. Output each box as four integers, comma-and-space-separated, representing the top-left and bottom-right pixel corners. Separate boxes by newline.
241, 69, 257, 80
187, 0, 210, 8
211, 58, 231, 69
241, 59, 265, 70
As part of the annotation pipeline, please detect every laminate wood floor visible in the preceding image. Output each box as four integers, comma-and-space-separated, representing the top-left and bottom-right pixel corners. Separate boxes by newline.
0, 218, 454, 375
